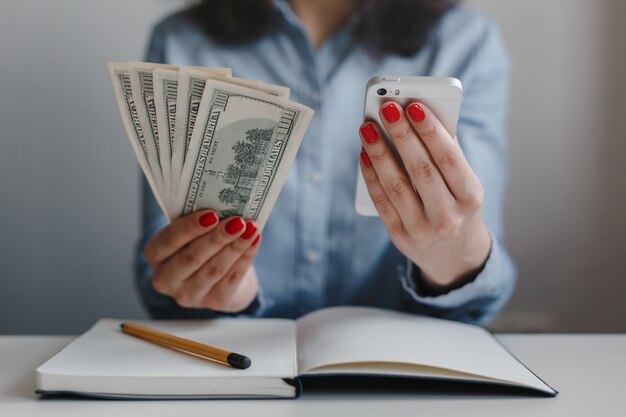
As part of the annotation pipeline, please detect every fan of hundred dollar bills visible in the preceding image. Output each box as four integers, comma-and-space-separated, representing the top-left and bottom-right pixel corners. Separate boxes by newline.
108, 62, 314, 227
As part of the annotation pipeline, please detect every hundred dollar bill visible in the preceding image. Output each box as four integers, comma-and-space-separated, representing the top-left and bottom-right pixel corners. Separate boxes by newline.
170, 69, 291, 200
173, 80, 313, 227
151, 66, 231, 211
153, 68, 179, 213
128, 62, 178, 199
171, 69, 227, 196
108, 62, 170, 217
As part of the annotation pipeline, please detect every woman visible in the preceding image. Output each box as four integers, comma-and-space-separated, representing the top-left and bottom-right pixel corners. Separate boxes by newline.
137, 0, 516, 324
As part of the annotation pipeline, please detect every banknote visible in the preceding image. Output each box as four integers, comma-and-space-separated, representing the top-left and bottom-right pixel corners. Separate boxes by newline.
173, 80, 313, 227
152, 68, 179, 212
150, 66, 233, 212
110, 62, 313, 225
108, 62, 169, 217
128, 62, 179, 196
170, 69, 291, 202
171, 69, 220, 196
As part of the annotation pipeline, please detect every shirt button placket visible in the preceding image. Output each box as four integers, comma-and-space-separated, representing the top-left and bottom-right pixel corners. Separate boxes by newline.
296, 82, 327, 315
294, 41, 328, 315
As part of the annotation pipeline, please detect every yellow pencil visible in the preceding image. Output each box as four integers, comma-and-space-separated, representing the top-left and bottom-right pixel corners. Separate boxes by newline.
120, 322, 251, 369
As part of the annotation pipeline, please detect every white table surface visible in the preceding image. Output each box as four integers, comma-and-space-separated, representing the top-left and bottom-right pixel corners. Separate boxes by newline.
0, 334, 624, 416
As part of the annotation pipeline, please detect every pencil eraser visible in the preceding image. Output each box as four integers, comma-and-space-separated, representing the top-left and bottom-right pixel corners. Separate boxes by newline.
227, 353, 251, 369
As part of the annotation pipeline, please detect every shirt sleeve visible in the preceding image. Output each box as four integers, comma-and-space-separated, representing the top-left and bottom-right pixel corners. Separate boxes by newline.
398, 16, 517, 325
399, 229, 516, 325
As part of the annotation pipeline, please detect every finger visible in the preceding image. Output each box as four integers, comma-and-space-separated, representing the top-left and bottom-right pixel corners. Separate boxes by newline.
178, 221, 260, 307
359, 122, 424, 229
154, 216, 248, 295
379, 102, 454, 218
405, 102, 479, 201
200, 236, 261, 312
359, 148, 407, 235
144, 210, 219, 264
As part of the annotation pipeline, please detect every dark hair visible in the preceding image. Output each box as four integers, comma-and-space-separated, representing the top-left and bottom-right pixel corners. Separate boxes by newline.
187, 0, 459, 57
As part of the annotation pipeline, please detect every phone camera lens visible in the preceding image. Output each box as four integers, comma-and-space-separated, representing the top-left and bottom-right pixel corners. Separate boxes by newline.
377, 88, 387, 96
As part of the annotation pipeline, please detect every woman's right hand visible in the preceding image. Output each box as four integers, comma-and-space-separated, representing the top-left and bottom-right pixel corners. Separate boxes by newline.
144, 210, 262, 313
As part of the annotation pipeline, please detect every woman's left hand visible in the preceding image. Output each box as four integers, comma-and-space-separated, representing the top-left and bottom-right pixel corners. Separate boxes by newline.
359, 101, 491, 289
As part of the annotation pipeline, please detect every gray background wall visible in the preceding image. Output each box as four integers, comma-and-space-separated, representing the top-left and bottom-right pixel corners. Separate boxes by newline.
1, 0, 624, 334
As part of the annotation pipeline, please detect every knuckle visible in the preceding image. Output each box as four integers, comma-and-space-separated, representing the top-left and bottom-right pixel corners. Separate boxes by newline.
143, 247, 154, 265
367, 147, 386, 163
371, 192, 392, 212
175, 291, 196, 309
224, 268, 240, 284
152, 274, 169, 295
419, 121, 438, 140
160, 229, 177, 254
438, 150, 459, 169
393, 127, 413, 142
461, 181, 485, 212
384, 178, 408, 200
464, 188, 484, 212
410, 161, 435, 184
204, 262, 225, 280
386, 219, 405, 237
179, 245, 200, 269
239, 248, 256, 263
433, 212, 460, 235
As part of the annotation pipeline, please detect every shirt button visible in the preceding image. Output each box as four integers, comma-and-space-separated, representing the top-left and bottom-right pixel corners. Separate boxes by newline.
310, 171, 322, 183
305, 250, 321, 263
310, 91, 320, 104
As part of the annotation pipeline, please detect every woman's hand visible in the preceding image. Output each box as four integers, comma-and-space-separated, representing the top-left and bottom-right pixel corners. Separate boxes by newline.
359, 101, 491, 289
144, 211, 261, 312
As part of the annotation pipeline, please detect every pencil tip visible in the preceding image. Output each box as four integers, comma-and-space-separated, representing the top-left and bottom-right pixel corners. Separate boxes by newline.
119, 323, 125, 330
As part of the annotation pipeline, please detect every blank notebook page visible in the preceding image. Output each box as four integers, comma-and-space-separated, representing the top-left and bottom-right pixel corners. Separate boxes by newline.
38, 318, 296, 379
296, 306, 553, 393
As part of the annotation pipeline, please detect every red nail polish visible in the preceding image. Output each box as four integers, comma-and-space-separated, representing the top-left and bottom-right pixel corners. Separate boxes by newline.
241, 221, 258, 240
360, 124, 378, 143
381, 103, 401, 123
407, 103, 425, 122
225, 217, 245, 235
360, 150, 371, 167
199, 212, 218, 228
252, 235, 261, 246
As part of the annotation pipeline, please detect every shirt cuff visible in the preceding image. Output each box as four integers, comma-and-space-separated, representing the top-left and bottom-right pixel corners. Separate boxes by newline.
398, 229, 514, 311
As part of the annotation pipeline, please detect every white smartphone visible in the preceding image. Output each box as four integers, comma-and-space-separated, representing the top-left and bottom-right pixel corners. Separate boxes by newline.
355, 76, 463, 216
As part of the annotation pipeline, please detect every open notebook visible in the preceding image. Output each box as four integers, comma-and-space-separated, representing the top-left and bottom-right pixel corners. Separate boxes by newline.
36, 306, 557, 398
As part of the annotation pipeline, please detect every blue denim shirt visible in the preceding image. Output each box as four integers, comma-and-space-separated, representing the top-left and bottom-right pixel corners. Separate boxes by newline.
136, 3, 516, 325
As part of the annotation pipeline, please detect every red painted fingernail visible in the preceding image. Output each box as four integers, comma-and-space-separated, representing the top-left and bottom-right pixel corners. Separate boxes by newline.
252, 235, 261, 246
407, 103, 425, 122
241, 221, 258, 240
360, 124, 378, 143
381, 103, 401, 123
360, 149, 371, 167
199, 211, 218, 228
225, 217, 245, 235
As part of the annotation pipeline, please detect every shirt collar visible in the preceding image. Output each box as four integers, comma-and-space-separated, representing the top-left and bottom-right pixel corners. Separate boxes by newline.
273, 0, 304, 31
273, 0, 362, 42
